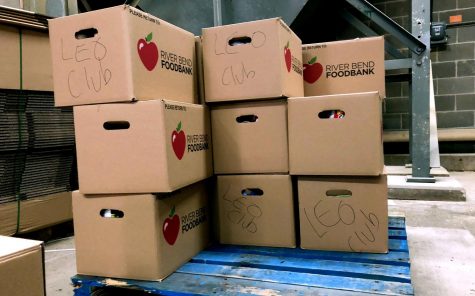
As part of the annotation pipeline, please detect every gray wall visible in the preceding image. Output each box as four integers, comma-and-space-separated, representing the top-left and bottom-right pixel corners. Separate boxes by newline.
370, 0, 475, 130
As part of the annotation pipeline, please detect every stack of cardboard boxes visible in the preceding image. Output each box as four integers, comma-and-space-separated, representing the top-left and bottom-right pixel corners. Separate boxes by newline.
45, 6, 390, 282
0, 14, 75, 236
290, 37, 388, 253
202, 18, 304, 248
48, 5, 213, 281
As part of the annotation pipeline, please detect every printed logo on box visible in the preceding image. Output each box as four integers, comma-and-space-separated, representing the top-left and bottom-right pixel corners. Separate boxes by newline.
171, 121, 186, 160
162, 205, 207, 246
137, 32, 159, 71
163, 206, 180, 245
284, 41, 302, 75
137, 32, 193, 75
303, 55, 323, 83
171, 120, 210, 160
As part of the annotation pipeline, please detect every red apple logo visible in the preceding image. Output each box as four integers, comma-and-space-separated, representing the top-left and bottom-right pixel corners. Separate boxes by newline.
303, 56, 323, 84
137, 32, 159, 71
171, 121, 186, 160
284, 41, 291, 72
163, 206, 180, 245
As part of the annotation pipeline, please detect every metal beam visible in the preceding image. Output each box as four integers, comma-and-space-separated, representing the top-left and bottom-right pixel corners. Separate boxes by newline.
407, 0, 434, 182
345, 0, 426, 55
213, 0, 223, 26
385, 58, 412, 70
340, 10, 406, 59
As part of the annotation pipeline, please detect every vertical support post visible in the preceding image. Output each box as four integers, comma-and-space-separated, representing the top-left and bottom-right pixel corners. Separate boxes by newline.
213, 0, 223, 26
408, 0, 435, 182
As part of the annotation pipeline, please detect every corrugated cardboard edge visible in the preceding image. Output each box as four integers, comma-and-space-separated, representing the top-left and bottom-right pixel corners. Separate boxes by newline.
159, 99, 173, 192
195, 36, 205, 104
0, 192, 72, 236
121, 5, 135, 100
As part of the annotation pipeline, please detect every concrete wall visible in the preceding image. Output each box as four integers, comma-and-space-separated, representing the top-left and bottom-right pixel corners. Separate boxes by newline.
370, 0, 475, 131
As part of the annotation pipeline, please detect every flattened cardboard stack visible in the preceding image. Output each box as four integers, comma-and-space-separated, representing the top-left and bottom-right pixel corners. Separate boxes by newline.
202, 18, 304, 248
0, 17, 76, 236
289, 37, 388, 253
48, 5, 213, 281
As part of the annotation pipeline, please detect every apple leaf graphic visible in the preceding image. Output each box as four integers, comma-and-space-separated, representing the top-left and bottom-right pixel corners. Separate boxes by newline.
308, 56, 317, 64
285, 41, 289, 49
146, 32, 153, 43
176, 121, 182, 132
169, 205, 175, 217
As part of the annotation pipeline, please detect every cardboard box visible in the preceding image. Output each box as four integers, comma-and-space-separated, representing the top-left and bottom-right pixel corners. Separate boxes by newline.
48, 5, 196, 106
302, 37, 385, 97
22, 29, 54, 91
0, 25, 19, 90
0, 236, 45, 296
73, 181, 210, 281
211, 100, 288, 174
202, 18, 304, 103
288, 91, 383, 176
216, 175, 295, 248
298, 175, 388, 253
195, 36, 205, 104
0, 24, 53, 91
0, 192, 72, 236
74, 99, 213, 194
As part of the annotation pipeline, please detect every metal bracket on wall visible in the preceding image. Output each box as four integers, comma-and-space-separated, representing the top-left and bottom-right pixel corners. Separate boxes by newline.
345, 0, 426, 55
407, 0, 434, 182
340, 10, 406, 59
345, 0, 434, 182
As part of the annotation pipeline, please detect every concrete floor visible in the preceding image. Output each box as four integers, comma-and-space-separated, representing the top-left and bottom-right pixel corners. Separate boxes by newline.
44, 171, 475, 296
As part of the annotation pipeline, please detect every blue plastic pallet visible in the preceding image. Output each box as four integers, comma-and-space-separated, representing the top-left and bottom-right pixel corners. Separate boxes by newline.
72, 216, 413, 295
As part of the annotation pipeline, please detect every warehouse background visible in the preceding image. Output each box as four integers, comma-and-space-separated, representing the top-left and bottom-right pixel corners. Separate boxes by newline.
372, 0, 475, 132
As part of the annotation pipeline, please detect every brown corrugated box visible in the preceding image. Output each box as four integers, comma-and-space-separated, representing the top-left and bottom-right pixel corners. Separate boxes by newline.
298, 175, 388, 253
211, 100, 288, 174
288, 91, 384, 176
202, 18, 303, 103
216, 175, 296, 248
74, 100, 213, 194
0, 24, 53, 91
73, 181, 210, 281
48, 5, 196, 106
0, 236, 45, 296
0, 192, 72, 236
302, 37, 385, 97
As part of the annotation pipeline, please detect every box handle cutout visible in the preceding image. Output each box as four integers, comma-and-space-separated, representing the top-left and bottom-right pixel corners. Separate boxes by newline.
103, 121, 130, 130
318, 110, 345, 119
326, 189, 352, 198
75, 28, 98, 39
100, 209, 124, 218
229, 36, 252, 46
236, 115, 258, 123
241, 188, 264, 196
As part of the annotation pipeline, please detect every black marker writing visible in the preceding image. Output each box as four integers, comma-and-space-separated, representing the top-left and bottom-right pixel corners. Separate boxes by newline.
62, 37, 112, 99
221, 62, 256, 86
222, 186, 262, 233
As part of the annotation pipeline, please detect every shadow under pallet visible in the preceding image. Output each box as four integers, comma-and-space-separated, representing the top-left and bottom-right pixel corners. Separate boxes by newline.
71, 216, 413, 296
